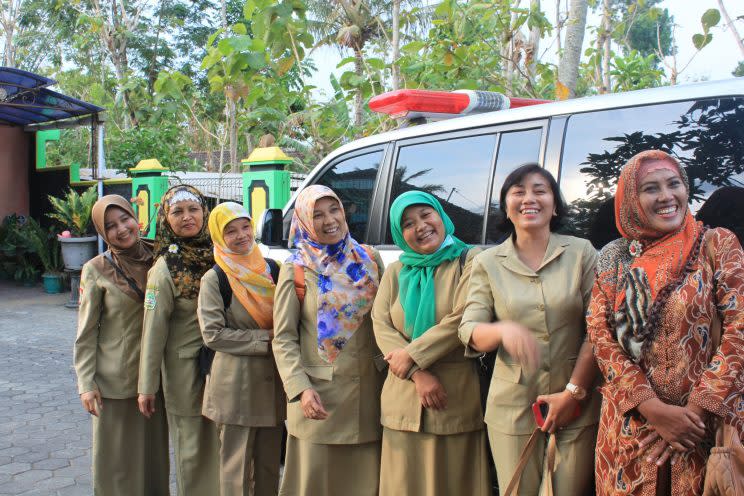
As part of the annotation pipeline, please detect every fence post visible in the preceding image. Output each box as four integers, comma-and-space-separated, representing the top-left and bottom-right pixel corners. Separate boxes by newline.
130, 159, 169, 240
241, 144, 292, 225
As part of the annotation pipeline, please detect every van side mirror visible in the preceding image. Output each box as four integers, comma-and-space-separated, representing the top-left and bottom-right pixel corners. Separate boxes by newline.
256, 208, 284, 246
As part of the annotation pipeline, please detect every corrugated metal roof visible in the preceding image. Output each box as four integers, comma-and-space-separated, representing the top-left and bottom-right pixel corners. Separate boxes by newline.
0, 67, 103, 127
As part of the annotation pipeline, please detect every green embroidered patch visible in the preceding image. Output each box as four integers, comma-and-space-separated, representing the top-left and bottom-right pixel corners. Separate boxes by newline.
144, 288, 158, 310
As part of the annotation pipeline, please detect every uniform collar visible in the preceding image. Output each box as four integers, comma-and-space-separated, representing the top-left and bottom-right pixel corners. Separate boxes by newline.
493, 232, 569, 276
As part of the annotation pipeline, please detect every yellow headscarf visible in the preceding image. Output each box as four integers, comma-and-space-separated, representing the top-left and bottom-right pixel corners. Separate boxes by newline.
207, 202, 275, 329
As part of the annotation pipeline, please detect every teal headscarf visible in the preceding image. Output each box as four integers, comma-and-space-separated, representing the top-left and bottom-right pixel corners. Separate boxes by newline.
389, 191, 470, 339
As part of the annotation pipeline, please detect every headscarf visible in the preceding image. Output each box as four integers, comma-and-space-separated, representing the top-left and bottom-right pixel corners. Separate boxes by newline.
90, 195, 153, 302
153, 185, 214, 299
207, 202, 275, 329
389, 191, 470, 339
601, 150, 704, 361
287, 185, 379, 363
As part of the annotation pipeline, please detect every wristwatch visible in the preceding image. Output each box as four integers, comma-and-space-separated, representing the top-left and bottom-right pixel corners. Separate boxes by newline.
565, 382, 587, 401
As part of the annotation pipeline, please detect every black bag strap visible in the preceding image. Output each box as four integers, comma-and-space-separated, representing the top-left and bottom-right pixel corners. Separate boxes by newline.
266, 258, 280, 283
103, 251, 145, 300
459, 247, 471, 271
212, 264, 232, 311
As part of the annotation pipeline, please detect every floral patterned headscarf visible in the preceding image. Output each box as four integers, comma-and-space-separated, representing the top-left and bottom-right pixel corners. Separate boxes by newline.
153, 185, 214, 299
208, 202, 275, 329
287, 185, 379, 363
600, 150, 704, 360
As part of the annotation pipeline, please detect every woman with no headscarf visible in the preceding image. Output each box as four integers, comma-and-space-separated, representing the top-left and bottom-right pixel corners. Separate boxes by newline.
588, 150, 744, 495
272, 184, 385, 496
74, 195, 170, 495
459, 164, 601, 495
371, 191, 490, 495
138, 185, 220, 495
198, 202, 286, 496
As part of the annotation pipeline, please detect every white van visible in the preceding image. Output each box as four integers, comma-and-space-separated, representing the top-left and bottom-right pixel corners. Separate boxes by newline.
258, 78, 744, 265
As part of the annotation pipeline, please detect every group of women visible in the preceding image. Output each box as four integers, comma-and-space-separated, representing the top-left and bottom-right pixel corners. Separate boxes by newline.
74, 148, 744, 496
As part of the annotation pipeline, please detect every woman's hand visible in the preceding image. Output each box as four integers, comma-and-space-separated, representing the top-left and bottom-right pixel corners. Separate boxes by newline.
300, 388, 328, 420
535, 390, 579, 433
80, 390, 102, 417
411, 370, 447, 410
638, 398, 706, 451
138, 393, 156, 419
384, 348, 414, 379
638, 430, 684, 466
498, 321, 540, 373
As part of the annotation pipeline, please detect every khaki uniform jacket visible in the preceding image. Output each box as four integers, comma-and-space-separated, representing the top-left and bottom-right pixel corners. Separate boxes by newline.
371, 250, 484, 435
139, 256, 205, 416
197, 268, 286, 427
459, 234, 601, 435
75, 259, 144, 398
272, 250, 386, 445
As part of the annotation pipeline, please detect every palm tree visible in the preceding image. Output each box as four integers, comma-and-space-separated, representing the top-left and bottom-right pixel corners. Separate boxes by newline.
305, 0, 391, 132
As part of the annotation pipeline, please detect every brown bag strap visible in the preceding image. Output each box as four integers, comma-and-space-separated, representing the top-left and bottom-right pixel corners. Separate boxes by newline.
502, 428, 557, 496
293, 264, 306, 304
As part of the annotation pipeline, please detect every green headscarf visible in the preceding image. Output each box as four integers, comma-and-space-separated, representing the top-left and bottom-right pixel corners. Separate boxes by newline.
389, 191, 470, 339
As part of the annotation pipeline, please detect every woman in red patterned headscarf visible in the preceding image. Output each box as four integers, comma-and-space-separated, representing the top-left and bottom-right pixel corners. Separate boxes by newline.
588, 150, 744, 496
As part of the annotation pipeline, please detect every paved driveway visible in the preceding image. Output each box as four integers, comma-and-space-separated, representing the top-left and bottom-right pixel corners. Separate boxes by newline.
0, 281, 176, 495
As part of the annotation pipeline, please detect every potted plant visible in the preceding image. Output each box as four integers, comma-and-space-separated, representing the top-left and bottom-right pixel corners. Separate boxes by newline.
26, 219, 64, 293
47, 186, 98, 270
0, 215, 44, 286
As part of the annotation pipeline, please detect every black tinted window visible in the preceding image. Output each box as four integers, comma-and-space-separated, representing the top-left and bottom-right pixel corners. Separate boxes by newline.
560, 98, 744, 247
388, 134, 497, 244
485, 128, 543, 243
315, 150, 382, 242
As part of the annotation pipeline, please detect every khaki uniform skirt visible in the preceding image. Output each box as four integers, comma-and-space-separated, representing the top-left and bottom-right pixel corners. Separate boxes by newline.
92, 396, 170, 496
379, 428, 490, 496
279, 435, 381, 496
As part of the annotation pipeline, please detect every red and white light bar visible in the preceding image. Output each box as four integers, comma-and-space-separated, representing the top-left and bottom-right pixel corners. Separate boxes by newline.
368, 89, 551, 120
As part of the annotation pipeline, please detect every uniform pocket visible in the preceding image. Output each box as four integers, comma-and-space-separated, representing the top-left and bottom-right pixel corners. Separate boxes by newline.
304, 364, 333, 381
492, 360, 521, 383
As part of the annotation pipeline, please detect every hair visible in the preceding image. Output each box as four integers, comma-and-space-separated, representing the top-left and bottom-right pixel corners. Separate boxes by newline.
696, 186, 744, 246
497, 163, 566, 233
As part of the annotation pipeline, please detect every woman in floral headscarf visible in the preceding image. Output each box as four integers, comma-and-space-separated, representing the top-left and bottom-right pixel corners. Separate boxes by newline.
588, 150, 744, 496
198, 202, 285, 496
138, 185, 220, 495
272, 185, 385, 496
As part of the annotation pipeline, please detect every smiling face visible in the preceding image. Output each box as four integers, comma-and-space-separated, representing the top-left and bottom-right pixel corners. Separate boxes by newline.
312, 196, 347, 245
103, 206, 140, 250
504, 172, 556, 235
166, 200, 204, 238
637, 161, 688, 234
400, 204, 446, 254
223, 217, 254, 254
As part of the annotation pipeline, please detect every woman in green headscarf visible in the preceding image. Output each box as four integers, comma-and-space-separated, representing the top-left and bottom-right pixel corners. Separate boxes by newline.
371, 190, 490, 496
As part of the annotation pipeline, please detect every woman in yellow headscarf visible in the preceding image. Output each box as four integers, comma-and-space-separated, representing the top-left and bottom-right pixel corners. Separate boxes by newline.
198, 201, 286, 496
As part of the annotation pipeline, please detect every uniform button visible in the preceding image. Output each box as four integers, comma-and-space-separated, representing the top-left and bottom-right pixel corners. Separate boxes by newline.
352, 377, 360, 383
538, 304, 545, 311
540, 335, 549, 342
531, 277, 538, 283
351, 352, 358, 358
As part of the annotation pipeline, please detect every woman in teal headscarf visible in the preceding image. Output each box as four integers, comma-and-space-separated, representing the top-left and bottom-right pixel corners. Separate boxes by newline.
371, 190, 491, 496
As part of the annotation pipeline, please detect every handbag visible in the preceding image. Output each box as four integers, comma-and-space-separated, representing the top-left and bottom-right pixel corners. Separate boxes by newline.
501, 427, 557, 496
702, 237, 744, 496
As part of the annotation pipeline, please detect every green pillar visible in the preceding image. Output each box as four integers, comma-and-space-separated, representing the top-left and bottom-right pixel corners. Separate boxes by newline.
241, 145, 292, 224
36, 129, 61, 169
130, 159, 169, 240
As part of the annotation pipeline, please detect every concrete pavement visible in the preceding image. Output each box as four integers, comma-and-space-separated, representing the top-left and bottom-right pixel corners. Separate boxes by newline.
0, 280, 176, 495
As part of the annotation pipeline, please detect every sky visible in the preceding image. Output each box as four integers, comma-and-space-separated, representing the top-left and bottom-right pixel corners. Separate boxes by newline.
306, 0, 743, 100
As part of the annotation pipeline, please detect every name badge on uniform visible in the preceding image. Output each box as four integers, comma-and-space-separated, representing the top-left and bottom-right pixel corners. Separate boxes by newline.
144, 287, 158, 310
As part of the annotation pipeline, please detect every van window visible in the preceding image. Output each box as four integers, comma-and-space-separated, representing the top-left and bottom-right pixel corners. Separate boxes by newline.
387, 134, 497, 244
485, 128, 543, 243
560, 97, 744, 247
315, 150, 383, 242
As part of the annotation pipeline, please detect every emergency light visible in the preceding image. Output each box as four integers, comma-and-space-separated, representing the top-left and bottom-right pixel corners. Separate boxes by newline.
368, 89, 551, 120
